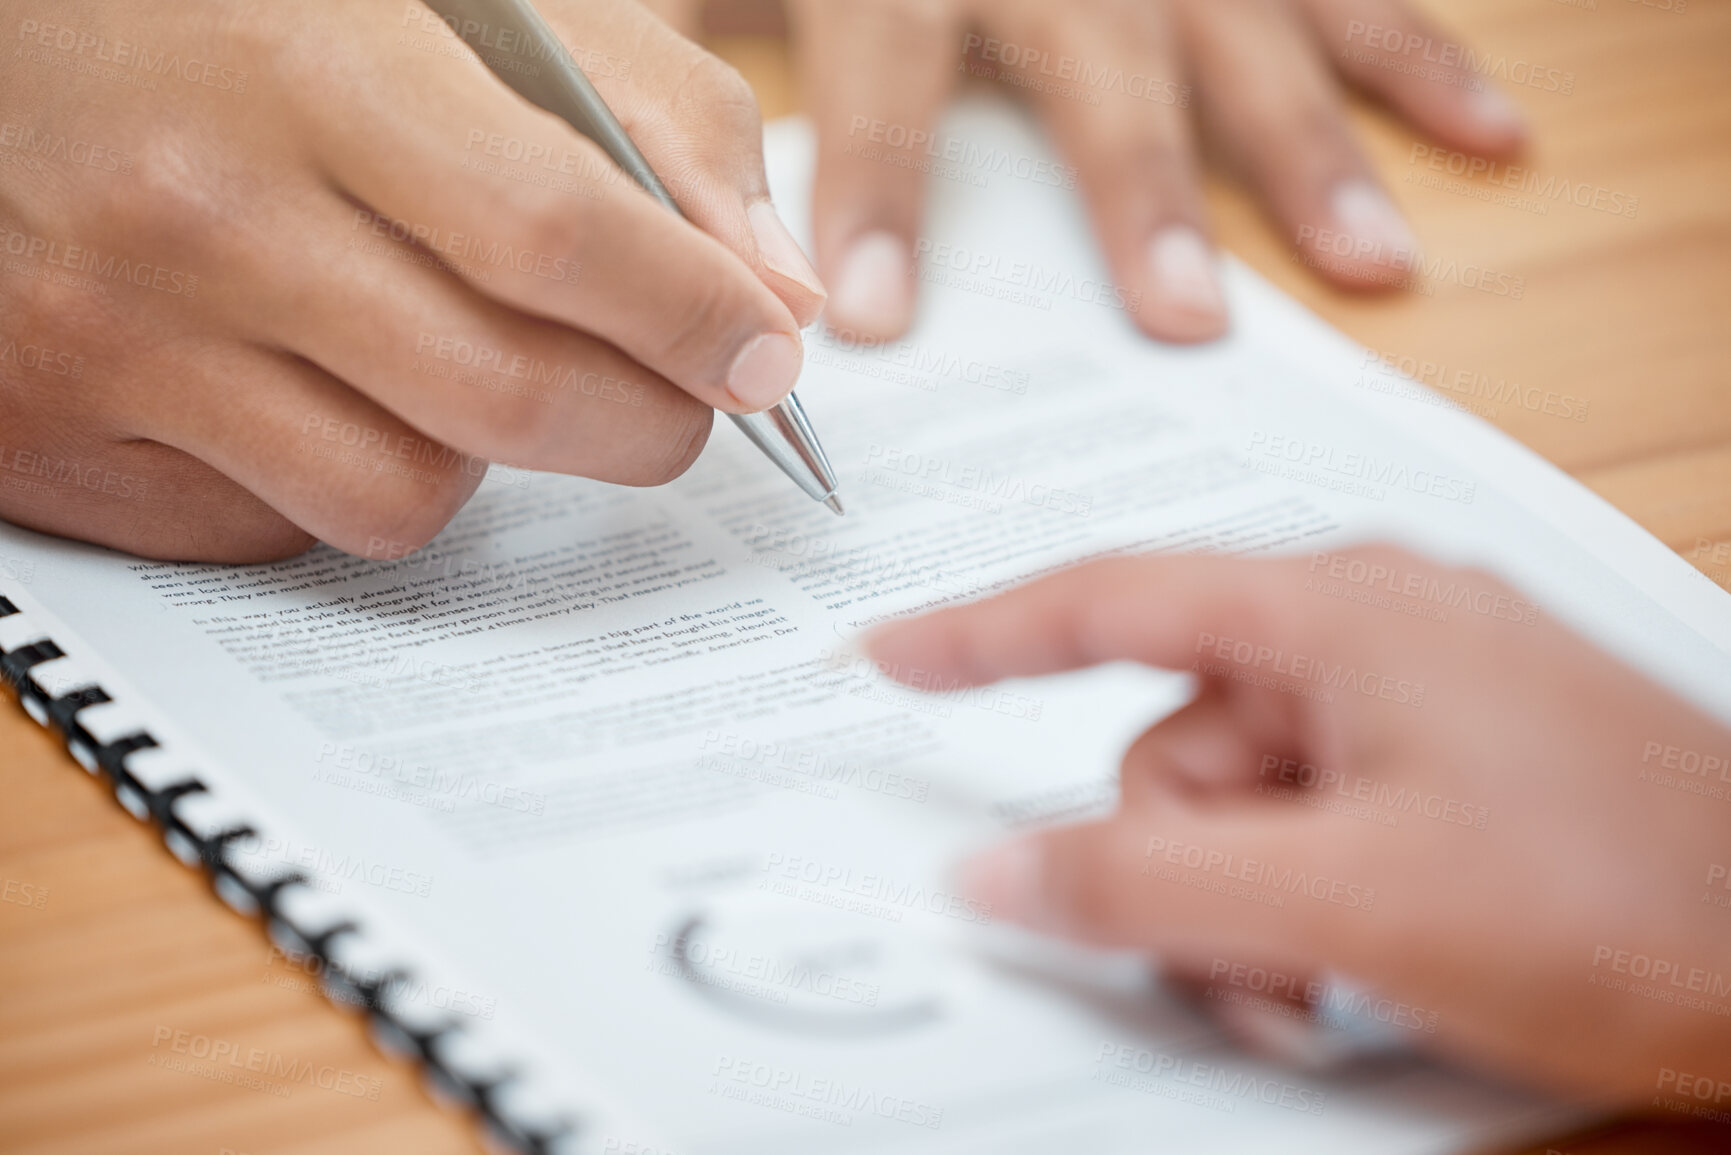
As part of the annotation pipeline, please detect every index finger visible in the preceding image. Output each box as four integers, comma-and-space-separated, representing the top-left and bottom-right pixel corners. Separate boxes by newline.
865, 553, 1321, 687
305, 4, 806, 414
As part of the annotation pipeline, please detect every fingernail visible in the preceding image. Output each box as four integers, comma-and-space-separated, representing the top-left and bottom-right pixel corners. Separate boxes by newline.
1145, 226, 1227, 341
1329, 180, 1421, 266
1466, 87, 1527, 138
726, 331, 803, 411
829, 230, 913, 336
960, 838, 1047, 930
748, 201, 827, 316
1210, 998, 1350, 1071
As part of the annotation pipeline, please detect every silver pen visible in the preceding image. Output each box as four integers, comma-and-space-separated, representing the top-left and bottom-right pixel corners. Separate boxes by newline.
432, 0, 845, 516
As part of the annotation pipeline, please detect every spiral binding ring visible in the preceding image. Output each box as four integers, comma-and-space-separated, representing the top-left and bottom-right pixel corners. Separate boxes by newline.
0, 595, 576, 1155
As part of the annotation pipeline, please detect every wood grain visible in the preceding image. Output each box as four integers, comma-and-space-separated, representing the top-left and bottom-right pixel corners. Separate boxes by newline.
3, 1, 1728, 1151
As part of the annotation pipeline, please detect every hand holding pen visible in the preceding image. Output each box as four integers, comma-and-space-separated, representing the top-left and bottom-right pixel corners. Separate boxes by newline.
0, 0, 834, 563
434, 0, 843, 513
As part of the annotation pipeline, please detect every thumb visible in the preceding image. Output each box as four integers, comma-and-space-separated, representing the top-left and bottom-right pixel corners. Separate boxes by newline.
962, 800, 1374, 974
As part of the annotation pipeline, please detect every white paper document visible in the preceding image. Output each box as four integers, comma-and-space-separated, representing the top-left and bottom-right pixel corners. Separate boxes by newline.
4, 102, 1728, 1153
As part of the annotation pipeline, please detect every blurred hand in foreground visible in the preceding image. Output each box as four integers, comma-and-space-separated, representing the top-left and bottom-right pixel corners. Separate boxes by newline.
868, 547, 1731, 1104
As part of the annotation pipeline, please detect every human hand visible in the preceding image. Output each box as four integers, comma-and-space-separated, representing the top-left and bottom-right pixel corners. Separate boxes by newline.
0, 0, 824, 562
866, 548, 1731, 1102
786, 0, 1528, 343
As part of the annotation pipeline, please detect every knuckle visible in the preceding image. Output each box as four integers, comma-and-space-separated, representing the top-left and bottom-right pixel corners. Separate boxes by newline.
1125, 139, 1190, 184
305, 431, 482, 557
342, 471, 476, 560
491, 137, 613, 270
466, 388, 558, 464
622, 400, 713, 486
0, 275, 108, 369
675, 53, 760, 135
141, 487, 318, 565
657, 53, 765, 191
103, 135, 224, 262
656, 271, 750, 379
210, 518, 319, 564
510, 193, 587, 284
1103, 141, 1197, 213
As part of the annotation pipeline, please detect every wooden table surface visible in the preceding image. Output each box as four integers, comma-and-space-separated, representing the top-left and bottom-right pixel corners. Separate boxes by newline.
3, 2, 1728, 1152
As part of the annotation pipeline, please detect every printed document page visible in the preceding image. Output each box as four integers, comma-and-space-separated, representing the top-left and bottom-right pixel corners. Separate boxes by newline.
2, 101, 1726, 1153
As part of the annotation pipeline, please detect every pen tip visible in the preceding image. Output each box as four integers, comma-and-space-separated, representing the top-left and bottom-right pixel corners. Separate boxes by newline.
824, 494, 846, 516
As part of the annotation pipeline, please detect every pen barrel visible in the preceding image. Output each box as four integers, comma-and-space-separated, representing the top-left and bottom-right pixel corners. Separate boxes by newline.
728, 400, 839, 502
426, 0, 680, 214
426, 0, 841, 508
